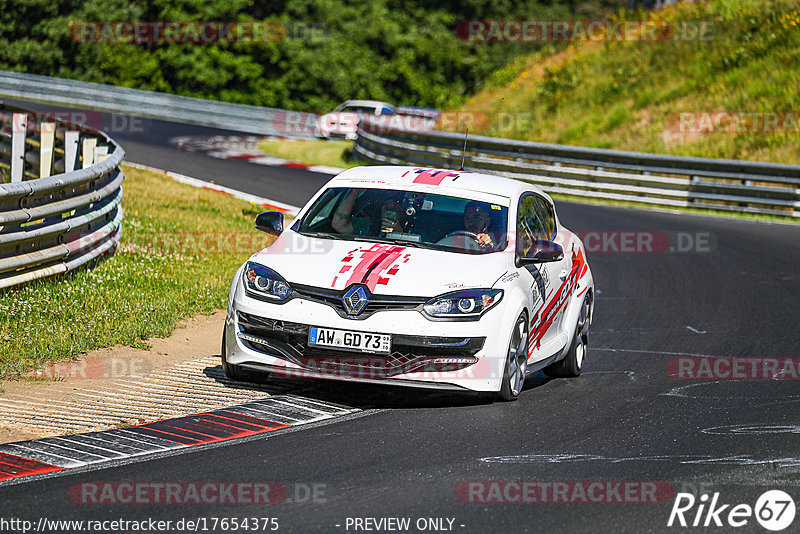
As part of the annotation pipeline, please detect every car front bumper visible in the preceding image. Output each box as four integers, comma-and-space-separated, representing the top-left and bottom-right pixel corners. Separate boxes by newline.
225, 285, 511, 393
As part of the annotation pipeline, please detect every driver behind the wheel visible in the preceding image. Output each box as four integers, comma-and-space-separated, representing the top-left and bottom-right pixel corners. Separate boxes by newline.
463, 201, 495, 249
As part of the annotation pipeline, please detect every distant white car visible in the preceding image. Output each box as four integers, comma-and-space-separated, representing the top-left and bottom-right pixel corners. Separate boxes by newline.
316, 100, 395, 140
223, 166, 594, 400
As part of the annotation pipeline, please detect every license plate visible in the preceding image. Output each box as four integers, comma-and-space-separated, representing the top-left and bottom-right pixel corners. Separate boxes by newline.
308, 327, 391, 354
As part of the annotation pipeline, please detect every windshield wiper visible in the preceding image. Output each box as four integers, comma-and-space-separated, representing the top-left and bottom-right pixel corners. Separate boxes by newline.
352, 236, 439, 250
394, 241, 440, 250
298, 231, 347, 240
351, 236, 394, 244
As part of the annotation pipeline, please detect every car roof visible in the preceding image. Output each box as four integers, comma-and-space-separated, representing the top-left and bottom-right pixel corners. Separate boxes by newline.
337, 100, 394, 109
395, 106, 441, 117
327, 165, 551, 205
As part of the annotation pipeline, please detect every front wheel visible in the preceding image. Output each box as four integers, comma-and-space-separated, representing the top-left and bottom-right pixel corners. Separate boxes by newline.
498, 314, 528, 401
544, 295, 590, 378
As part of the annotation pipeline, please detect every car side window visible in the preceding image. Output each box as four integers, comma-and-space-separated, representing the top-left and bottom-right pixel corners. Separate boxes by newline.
534, 196, 557, 239
308, 189, 345, 227
517, 194, 548, 254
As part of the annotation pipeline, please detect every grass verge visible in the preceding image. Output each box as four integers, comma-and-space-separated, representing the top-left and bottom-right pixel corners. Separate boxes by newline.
459, 0, 800, 165
0, 164, 277, 379
258, 139, 361, 169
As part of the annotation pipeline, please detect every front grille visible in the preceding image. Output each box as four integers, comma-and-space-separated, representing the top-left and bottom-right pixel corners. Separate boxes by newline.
237, 312, 484, 379
292, 283, 427, 319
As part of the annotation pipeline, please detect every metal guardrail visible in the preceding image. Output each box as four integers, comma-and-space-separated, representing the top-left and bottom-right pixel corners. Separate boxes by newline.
354, 119, 800, 218
0, 103, 124, 289
0, 70, 318, 138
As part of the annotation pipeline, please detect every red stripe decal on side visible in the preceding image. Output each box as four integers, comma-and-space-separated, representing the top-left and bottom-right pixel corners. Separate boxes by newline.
0, 452, 64, 481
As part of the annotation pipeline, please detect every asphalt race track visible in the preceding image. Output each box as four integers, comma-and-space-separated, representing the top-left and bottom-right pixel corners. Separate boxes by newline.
1, 98, 328, 206
1, 100, 799, 533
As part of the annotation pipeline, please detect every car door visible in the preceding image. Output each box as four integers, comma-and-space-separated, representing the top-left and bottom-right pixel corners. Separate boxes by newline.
515, 193, 570, 362
532, 194, 573, 337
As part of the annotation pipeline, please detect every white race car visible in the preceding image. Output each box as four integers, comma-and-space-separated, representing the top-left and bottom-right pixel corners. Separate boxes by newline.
223, 166, 594, 400
315, 100, 395, 140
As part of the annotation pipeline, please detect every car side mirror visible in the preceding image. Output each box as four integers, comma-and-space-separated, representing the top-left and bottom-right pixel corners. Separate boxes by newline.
255, 211, 284, 236
519, 240, 564, 264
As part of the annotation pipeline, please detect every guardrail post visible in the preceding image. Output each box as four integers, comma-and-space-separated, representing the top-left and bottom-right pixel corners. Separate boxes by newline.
81, 137, 97, 169
39, 122, 55, 178
10, 112, 26, 182
64, 131, 80, 172
93, 145, 109, 164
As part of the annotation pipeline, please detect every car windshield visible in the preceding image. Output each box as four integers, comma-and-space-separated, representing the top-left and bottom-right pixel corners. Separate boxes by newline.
339, 106, 379, 113
294, 187, 508, 254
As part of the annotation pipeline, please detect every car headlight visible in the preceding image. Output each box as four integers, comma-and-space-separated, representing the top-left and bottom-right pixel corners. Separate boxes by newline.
242, 262, 292, 302
422, 289, 503, 319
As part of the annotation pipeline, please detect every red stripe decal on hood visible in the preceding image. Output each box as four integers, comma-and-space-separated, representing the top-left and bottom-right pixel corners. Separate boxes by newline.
338, 244, 408, 291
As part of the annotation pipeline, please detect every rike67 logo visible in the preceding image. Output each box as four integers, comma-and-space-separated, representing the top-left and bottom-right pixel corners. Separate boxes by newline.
668, 490, 795, 531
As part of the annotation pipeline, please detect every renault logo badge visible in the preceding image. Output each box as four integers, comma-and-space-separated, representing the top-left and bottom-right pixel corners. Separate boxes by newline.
342, 285, 369, 316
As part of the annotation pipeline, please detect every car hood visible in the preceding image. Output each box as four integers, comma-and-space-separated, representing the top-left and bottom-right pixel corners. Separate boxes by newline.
250, 232, 510, 297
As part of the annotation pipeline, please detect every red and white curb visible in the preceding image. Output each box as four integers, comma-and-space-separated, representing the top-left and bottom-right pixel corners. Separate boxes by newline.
124, 162, 300, 216
0, 395, 357, 484
173, 135, 346, 176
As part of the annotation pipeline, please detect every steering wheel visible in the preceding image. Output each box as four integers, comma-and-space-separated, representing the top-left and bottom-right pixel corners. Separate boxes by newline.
444, 230, 479, 240
436, 230, 482, 251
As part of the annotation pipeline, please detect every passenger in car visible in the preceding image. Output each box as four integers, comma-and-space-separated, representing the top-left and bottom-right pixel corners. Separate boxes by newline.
331, 188, 368, 235
332, 189, 408, 236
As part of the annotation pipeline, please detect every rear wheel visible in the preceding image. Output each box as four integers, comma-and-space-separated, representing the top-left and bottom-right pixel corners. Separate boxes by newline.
221, 329, 267, 382
544, 294, 590, 378
498, 314, 528, 401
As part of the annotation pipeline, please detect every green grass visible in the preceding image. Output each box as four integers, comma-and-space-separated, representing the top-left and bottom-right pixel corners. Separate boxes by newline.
258, 139, 362, 169
461, 0, 800, 165
0, 165, 277, 379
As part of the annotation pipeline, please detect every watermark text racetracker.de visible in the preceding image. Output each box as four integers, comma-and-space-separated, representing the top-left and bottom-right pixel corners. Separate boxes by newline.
116, 230, 715, 256
667, 357, 800, 380
457, 480, 674, 503
455, 19, 717, 43
575, 231, 716, 254
670, 111, 800, 134
69, 20, 329, 44
0, 110, 150, 135
69, 481, 326, 505
27, 356, 150, 380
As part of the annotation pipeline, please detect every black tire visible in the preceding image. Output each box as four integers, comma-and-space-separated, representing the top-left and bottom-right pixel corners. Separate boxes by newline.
544, 294, 590, 378
221, 329, 268, 382
498, 313, 528, 401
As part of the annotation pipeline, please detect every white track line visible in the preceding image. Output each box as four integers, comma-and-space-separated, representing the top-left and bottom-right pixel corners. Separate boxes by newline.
124, 162, 301, 215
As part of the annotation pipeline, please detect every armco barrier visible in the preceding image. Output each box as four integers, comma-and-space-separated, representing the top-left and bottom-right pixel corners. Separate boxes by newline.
353, 118, 800, 218
0, 103, 124, 289
0, 70, 317, 138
